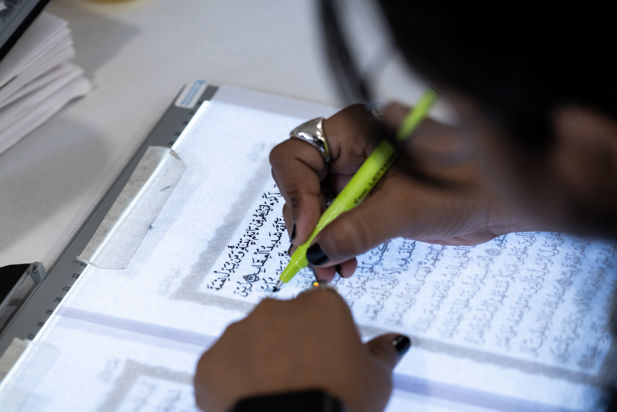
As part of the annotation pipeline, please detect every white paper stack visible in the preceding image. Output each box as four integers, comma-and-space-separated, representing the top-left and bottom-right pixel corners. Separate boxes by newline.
0, 12, 91, 155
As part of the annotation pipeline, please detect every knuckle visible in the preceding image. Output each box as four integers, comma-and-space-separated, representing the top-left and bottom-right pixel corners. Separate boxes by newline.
221, 319, 244, 336
285, 187, 320, 218
270, 168, 280, 186
255, 297, 277, 310
282, 203, 291, 218
285, 188, 304, 210
243, 298, 283, 328
303, 288, 348, 312
251, 297, 282, 318
269, 141, 288, 166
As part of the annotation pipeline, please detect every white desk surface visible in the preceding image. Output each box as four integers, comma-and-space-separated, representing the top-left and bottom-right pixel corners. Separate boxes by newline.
0, 0, 424, 269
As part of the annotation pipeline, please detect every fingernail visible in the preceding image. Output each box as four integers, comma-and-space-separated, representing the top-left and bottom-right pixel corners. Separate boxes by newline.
287, 244, 293, 256
392, 335, 411, 356
289, 223, 296, 242
335, 264, 342, 275
306, 244, 329, 265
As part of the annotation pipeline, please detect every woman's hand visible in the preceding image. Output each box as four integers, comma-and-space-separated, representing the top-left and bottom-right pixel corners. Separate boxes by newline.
194, 289, 410, 412
270, 103, 538, 281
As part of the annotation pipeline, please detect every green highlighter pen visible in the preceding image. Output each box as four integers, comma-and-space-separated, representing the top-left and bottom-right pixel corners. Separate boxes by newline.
273, 89, 439, 292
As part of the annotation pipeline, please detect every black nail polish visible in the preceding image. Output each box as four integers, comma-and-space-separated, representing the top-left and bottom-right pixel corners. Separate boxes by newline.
392, 335, 411, 356
335, 264, 342, 275
290, 223, 296, 242
306, 244, 329, 265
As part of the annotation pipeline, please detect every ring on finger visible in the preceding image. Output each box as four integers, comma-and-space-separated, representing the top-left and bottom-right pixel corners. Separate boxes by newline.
289, 117, 331, 163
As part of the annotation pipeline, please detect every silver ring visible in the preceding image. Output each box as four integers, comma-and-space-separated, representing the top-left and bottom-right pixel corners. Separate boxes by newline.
289, 117, 331, 163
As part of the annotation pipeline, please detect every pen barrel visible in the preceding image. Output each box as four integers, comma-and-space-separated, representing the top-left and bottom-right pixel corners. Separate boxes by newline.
280, 248, 309, 283
310, 140, 396, 239
277, 88, 437, 287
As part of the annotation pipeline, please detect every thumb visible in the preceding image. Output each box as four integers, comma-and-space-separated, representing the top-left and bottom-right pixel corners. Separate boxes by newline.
365, 333, 411, 371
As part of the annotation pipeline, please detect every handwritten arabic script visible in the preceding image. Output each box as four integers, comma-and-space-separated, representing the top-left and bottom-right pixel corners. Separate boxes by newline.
333, 234, 616, 373
199, 187, 314, 300
200, 185, 617, 373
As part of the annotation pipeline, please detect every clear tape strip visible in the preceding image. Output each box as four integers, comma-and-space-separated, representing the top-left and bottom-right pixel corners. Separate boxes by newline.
78, 146, 185, 269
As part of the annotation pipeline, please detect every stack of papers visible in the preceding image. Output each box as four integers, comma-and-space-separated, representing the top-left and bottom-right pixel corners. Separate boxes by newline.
0, 12, 90, 155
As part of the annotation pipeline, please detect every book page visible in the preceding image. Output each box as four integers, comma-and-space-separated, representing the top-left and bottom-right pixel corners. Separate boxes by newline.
0, 86, 612, 411
198, 180, 616, 378
0, 316, 206, 411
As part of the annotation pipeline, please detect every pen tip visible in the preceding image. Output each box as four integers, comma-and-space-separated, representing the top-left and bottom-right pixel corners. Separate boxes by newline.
272, 280, 284, 293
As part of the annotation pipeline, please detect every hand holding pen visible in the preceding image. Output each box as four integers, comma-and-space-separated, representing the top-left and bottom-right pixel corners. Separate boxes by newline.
270, 92, 530, 288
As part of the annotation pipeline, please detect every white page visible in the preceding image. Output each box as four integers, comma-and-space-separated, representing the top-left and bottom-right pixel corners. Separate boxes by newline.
0, 86, 614, 411
0, 316, 206, 411
197, 179, 614, 410
0, 37, 74, 105
199, 181, 616, 374
0, 11, 86, 155
0, 61, 79, 108
0, 13, 69, 87
0, 70, 91, 154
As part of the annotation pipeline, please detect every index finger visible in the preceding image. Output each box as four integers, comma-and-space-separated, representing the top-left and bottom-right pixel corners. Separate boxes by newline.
270, 104, 378, 246
270, 138, 327, 245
